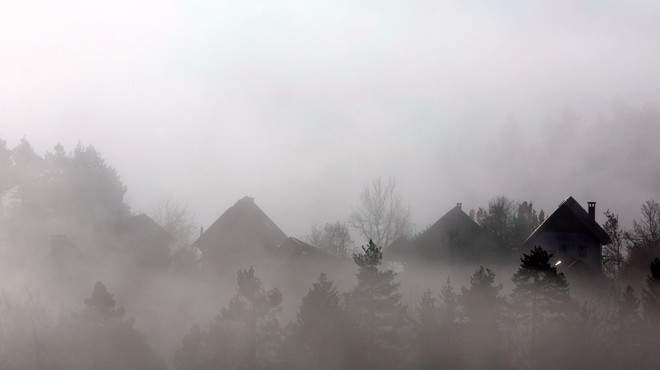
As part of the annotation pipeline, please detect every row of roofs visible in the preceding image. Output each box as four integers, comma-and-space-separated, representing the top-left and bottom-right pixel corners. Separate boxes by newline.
190, 195, 611, 274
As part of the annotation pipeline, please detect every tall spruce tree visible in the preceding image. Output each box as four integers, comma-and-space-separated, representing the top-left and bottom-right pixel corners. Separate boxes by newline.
460, 266, 507, 368
344, 239, 407, 369
288, 273, 347, 369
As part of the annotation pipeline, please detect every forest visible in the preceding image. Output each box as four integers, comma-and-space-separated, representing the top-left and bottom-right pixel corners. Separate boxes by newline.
1, 136, 660, 370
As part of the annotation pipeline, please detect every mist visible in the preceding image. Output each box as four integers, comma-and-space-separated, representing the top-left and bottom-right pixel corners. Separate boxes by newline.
2, 1, 660, 369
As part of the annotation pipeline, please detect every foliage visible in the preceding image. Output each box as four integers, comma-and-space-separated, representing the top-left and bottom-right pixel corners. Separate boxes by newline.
48, 281, 166, 370
460, 266, 507, 368
602, 209, 626, 277
307, 222, 353, 258
473, 196, 543, 257
287, 273, 348, 369
344, 239, 408, 369
175, 266, 283, 370
349, 178, 412, 248
511, 247, 571, 364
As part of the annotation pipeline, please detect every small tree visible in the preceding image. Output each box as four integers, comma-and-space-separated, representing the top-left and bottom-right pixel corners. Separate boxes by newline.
349, 178, 412, 249
307, 222, 353, 258
629, 200, 660, 250
602, 209, 625, 277
344, 239, 408, 369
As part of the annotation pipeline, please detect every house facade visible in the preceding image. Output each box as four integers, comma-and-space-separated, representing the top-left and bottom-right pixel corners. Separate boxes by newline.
522, 196, 611, 272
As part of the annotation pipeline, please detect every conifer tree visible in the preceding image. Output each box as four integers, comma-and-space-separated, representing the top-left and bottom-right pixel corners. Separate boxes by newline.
460, 266, 507, 368
414, 289, 441, 369
437, 278, 461, 368
288, 273, 347, 369
511, 247, 571, 365
344, 239, 407, 369
48, 281, 166, 370
642, 258, 660, 323
176, 266, 283, 370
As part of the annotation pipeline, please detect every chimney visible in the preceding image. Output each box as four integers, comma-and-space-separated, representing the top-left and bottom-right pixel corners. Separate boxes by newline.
456, 203, 462, 210
587, 202, 596, 220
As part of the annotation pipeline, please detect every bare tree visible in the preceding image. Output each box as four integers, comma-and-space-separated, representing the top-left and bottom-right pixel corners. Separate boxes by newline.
628, 199, 660, 250
307, 222, 353, 258
348, 178, 411, 248
602, 209, 625, 277
150, 196, 197, 248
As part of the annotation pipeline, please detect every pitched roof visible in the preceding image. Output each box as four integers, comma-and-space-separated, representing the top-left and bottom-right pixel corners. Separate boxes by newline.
392, 204, 493, 260
122, 214, 174, 244
191, 196, 287, 257
523, 196, 611, 246
276, 237, 333, 259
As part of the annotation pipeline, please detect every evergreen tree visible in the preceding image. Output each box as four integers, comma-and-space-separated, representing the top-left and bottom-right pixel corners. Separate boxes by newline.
288, 273, 347, 369
437, 278, 461, 368
460, 266, 507, 368
48, 281, 166, 370
344, 239, 408, 369
175, 266, 283, 370
414, 289, 441, 369
642, 258, 660, 323
511, 247, 571, 365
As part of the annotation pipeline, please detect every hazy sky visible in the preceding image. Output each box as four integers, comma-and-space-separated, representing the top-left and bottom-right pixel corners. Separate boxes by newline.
2, 1, 660, 238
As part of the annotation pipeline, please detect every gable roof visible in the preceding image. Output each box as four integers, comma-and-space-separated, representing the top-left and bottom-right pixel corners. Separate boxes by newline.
121, 214, 175, 245
276, 237, 334, 259
523, 196, 611, 246
392, 204, 493, 260
191, 196, 287, 256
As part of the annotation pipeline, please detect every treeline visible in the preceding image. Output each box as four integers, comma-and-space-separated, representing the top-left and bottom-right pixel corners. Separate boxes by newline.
4, 241, 660, 369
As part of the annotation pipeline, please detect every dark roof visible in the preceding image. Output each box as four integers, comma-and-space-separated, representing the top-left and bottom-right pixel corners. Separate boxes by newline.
191, 196, 287, 256
122, 214, 175, 244
392, 204, 494, 260
276, 237, 333, 259
523, 196, 611, 246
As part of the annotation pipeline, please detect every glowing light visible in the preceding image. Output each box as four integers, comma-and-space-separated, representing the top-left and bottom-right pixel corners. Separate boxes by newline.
555, 261, 562, 266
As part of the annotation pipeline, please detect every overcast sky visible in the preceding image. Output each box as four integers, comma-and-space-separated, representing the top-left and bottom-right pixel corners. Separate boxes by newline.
2, 1, 660, 238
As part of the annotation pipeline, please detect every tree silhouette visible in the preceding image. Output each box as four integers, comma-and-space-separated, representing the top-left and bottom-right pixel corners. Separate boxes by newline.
287, 273, 348, 369
460, 266, 507, 368
349, 178, 412, 248
511, 247, 571, 365
175, 266, 283, 370
344, 239, 408, 369
48, 281, 166, 370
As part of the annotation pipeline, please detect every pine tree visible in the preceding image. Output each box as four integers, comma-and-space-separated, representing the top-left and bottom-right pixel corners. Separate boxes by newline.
344, 239, 408, 369
48, 281, 166, 370
511, 247, 571, 365
288, 273, 347, 369
460, 266, 507, 368
437, 278, 461, 368
175, 266, 283, 370
414, 289, 440, 369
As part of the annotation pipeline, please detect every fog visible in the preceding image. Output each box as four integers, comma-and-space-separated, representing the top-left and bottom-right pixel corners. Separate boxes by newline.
2, 1, 660, 369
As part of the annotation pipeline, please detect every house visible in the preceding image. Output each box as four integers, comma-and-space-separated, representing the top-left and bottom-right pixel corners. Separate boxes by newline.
276, 237, 335, 260
191, 196, 288, 273
117, 214, 174, 271
390, 203, 496, 263
521, 196, 611, 273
